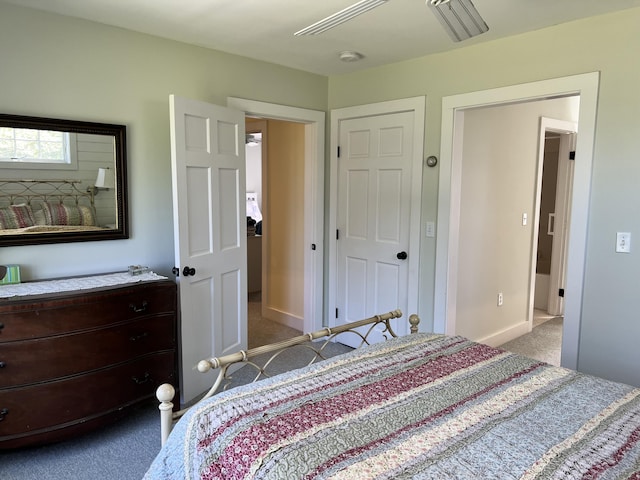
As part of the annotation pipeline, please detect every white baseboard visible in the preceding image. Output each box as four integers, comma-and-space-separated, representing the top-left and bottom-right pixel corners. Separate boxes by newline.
477, 321, 531, 347
262, 305, 303, 331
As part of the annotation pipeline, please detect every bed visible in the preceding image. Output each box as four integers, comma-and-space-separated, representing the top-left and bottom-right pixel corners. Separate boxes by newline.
0, 179, 104, 234
145, 311, 640, 479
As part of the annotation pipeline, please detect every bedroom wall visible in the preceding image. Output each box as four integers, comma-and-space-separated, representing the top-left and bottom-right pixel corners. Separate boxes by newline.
0, 2, 327, 281
456, 98, 578, 342
328, 7, 640, 386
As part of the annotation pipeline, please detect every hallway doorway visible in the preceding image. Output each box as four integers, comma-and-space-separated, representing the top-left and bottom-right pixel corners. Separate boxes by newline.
434, 72, 600, 370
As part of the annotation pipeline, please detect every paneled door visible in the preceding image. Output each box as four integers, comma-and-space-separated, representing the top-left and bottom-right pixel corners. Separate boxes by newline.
335, 110, 418, 344
169, 95, 247, 404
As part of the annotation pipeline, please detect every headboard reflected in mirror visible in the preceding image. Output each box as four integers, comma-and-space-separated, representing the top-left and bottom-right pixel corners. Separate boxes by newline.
0, 113, 128, 246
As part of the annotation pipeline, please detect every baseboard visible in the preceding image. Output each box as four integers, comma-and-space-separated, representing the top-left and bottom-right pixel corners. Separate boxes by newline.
477, 321, 531, 347
262, 305, 303, 331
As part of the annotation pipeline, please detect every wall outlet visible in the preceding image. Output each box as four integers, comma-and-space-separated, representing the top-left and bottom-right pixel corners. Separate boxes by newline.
497, 292, 504, 306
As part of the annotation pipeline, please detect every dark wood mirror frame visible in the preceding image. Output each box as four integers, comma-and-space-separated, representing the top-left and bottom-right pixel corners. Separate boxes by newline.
0, 113, 128, 246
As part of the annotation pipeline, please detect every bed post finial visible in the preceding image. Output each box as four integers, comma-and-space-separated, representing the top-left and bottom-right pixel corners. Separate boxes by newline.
409, 314, 420, 334
156, 383, 176, 447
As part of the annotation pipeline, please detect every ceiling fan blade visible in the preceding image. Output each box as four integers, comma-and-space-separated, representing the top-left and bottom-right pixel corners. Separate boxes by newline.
294, 0, 389, 36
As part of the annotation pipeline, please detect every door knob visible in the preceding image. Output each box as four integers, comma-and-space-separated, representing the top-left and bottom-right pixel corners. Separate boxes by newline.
396, 251, 408, 260
182, 266, 196, 277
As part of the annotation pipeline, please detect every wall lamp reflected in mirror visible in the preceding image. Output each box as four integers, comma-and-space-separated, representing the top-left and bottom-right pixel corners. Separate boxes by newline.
87, 167, 115, 196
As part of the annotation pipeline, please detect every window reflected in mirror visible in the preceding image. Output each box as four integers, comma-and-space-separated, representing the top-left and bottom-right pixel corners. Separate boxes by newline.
0, 114, 128, 246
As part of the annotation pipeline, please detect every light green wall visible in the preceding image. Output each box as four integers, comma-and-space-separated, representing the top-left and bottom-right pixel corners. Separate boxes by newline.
328, 7, 640, 385
0, 3, 327, 280
2, 1, 640, 386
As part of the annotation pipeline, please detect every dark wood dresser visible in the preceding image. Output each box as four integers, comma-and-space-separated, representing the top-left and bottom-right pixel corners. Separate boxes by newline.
0, 278, 178, 449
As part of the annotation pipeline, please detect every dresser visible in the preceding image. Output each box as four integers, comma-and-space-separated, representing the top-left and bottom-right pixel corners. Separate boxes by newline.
0, 277, 178, 449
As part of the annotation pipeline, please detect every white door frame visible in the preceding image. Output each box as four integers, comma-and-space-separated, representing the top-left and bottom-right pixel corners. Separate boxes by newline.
434, 72, 600, 370
329, 97, 425, 328
227, 97, 325, 334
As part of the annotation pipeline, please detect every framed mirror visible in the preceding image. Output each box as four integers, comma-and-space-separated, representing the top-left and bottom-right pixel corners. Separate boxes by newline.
0, 113, 128, 246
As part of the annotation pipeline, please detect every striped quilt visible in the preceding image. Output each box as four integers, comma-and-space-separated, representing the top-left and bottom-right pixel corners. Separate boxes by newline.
145, 333, 640, 479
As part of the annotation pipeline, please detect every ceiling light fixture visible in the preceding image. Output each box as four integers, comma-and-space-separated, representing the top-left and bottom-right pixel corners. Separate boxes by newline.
427, 0, 488, 42
295, 0, 388, 36
339, 50, 365, 62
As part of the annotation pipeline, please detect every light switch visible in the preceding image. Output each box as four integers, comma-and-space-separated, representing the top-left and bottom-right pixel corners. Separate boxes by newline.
426, 221, 435, 238
616, 232, 631, 253
522, 213, 528, 226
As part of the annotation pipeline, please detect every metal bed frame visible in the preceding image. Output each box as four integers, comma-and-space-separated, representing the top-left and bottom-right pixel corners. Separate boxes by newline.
156, 310, 420, 446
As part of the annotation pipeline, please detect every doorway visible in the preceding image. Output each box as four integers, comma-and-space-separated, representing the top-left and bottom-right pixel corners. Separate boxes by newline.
434, 72, 599, 370
229, 97, 325, 335
244, 117, 309, 347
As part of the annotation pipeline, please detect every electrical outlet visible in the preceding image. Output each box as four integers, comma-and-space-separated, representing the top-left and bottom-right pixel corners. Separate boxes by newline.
497, 292, 503, 306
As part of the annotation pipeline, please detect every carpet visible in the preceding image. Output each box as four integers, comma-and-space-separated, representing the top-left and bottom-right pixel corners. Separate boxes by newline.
499, 317, 563, 366
0, 400, 161, 480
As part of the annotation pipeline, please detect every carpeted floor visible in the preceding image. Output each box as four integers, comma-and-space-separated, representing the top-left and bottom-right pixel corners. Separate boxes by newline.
0, 399, 161, 480
499, 316, 563, 366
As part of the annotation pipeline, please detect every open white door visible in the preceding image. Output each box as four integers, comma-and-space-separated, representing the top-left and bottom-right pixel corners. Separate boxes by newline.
170, 95, 247, 404
547, 126, 577, 316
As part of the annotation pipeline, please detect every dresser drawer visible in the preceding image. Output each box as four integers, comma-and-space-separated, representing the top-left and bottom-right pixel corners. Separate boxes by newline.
0, 314, 176, 388
0, 351, 176, 442
0, 280, 176, 342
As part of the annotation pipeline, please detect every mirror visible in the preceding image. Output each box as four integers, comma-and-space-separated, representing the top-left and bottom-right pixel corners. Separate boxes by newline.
0, 113, 128, 246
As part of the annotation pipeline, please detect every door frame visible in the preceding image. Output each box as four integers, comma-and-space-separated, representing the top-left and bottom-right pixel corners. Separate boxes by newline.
228, 97, 325, 333
434, 72, 600, 370
329, 97, 426, 329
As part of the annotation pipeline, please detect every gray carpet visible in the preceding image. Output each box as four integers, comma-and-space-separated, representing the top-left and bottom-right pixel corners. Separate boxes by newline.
0, 400, 161, 480
499, 317, 563, 366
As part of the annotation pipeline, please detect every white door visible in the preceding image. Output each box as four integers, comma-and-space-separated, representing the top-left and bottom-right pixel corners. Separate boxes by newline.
547, 130, 576, 316
335, 110, 417, 343
169, 95, 247, 404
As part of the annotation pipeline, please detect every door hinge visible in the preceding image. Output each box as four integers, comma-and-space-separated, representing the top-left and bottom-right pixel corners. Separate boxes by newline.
336, 229, 339, 240
335, 308, 339, 319
337, 146, 341, 158
559, 288, 565, 298
569, 151, 576, 160
311, 243, 316, 250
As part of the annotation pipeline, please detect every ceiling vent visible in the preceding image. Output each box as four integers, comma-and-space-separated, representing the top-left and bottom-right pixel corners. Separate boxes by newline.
428, 0, 488, 42
294, 0, 388, 35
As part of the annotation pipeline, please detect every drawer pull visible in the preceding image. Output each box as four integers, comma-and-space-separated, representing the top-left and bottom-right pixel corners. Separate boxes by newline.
129, 332, 149, 342
0, 361, 6, 368
0, 322, 4, 330
132, 372, 151, 385
129, 301, 149, 313
0, 408, 8, 421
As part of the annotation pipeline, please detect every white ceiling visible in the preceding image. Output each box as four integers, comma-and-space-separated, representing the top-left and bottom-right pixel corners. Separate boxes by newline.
4, 0, 640, 75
